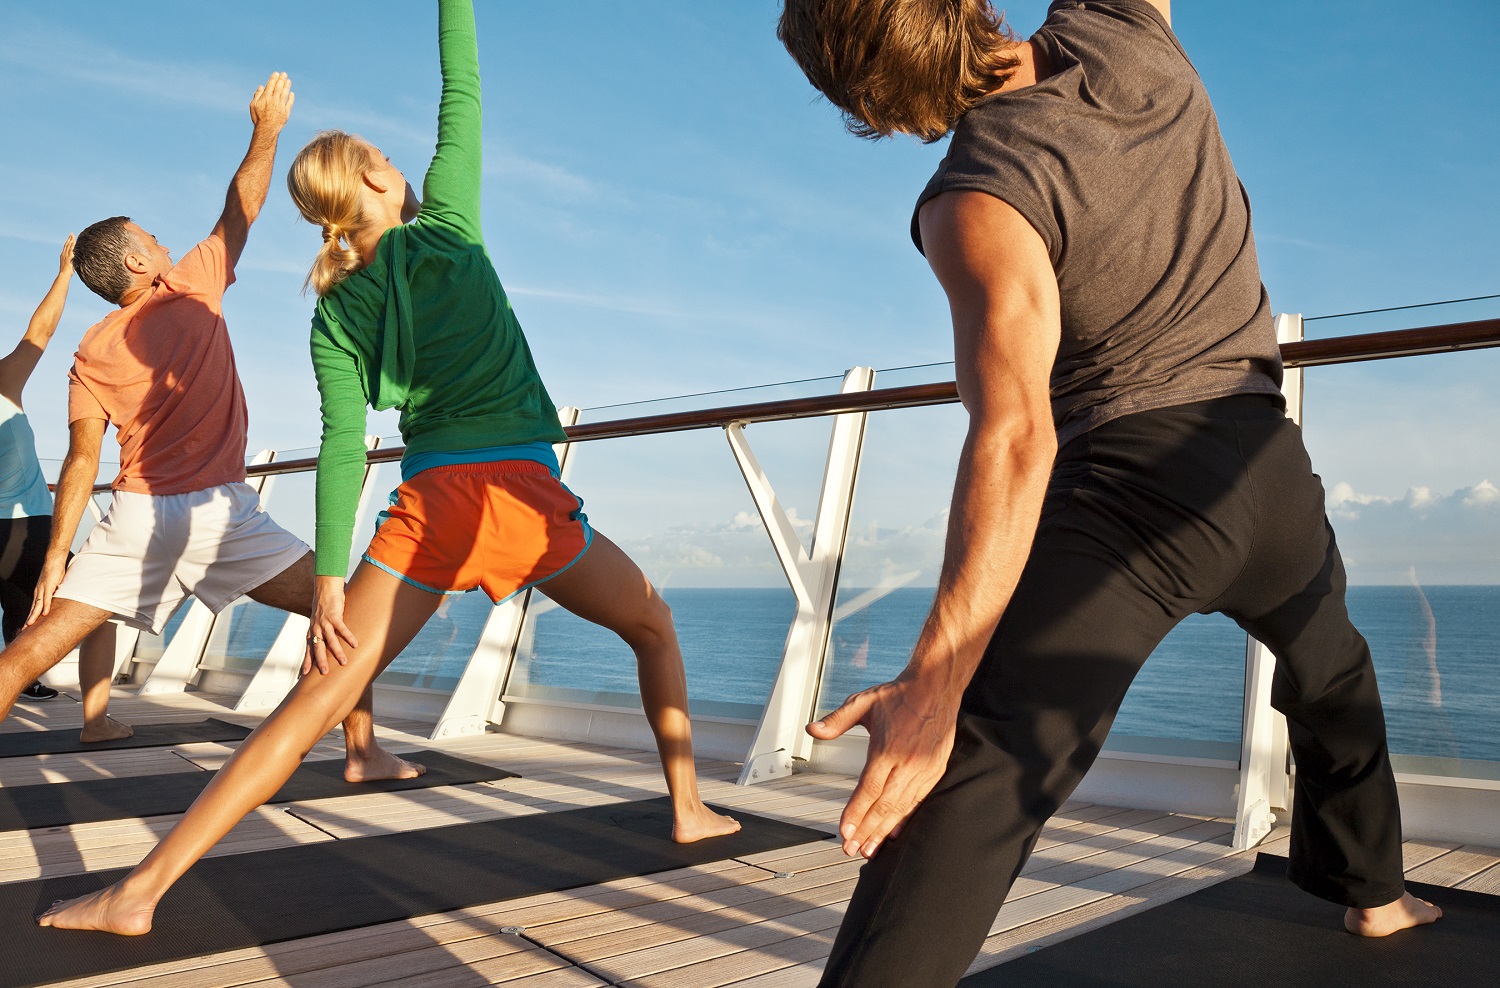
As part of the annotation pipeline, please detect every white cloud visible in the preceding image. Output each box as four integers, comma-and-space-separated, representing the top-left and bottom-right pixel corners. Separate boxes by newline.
1464, 480, 1500, 507
1326, 481, 1495, 519
1325, 480, 1500, 584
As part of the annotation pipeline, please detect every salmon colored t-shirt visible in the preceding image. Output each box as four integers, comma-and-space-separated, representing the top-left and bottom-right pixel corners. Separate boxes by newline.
68, 235, 250, 495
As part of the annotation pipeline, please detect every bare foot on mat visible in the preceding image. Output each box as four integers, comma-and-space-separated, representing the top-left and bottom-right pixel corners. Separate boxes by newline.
37, 883, 157, 936
79, 716, 134, 744
1345, 890, 1443, 937
673, 803, 742, 843
344, 747, 426, 783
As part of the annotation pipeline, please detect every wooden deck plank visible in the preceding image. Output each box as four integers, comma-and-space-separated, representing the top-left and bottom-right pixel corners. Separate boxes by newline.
589, 901, 844, 987
0, 747, 218, 787
1454, 847, 1500, 894
237, 936, 566, 988
965, 832, 1293, 973
4, 698, 1494, 988
535, 868, 861, 963
1405, 845, 1500, 886
0, 808, 333, 884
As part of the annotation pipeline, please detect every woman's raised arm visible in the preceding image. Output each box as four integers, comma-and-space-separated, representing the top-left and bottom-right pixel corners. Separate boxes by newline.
417, 0, 484, 243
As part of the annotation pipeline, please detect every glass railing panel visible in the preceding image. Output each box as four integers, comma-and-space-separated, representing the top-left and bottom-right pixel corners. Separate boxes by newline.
198, 447, 319, 674
40, 458, 118, 550
1110, 614, 1246, 760
816, 402, 963, 716
815, 399, 1248, 758
378, 590, 496, 691
131, 602, 189, 663
1303, 349, 1500, 775
506, 427, 796, 720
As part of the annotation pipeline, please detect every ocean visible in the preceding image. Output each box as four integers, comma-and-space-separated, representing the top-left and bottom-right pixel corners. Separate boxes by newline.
206, 584, 1500, 764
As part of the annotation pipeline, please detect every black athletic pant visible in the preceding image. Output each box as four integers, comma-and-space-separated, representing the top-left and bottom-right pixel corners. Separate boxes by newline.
0, 516, 54, 643
819, 394, 1405, 988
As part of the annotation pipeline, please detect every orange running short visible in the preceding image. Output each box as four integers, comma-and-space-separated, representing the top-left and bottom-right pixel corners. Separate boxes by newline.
363, 460, 591, 601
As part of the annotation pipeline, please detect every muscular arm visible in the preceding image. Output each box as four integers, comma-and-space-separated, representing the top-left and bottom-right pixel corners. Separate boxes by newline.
809, 190, 1060, 857
211, 73, 295, 268
0, 235, 74, 406
28, 417, 106, 623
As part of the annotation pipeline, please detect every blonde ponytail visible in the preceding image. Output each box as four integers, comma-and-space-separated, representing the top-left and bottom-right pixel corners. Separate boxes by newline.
287, 131, 373, 296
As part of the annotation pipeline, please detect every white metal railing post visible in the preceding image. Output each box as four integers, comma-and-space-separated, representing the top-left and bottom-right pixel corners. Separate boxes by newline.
1233, 314, 1301, 848
733, 367, 874, 785
138, 449, 277, 695
234, 438, 380, 711
429, 407, 582, 740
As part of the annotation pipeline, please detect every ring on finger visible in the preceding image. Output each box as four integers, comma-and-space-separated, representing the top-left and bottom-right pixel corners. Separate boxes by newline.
308, 636, 323, 644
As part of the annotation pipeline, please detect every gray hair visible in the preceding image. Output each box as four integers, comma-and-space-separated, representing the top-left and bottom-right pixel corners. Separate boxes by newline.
73, 216, 142, 305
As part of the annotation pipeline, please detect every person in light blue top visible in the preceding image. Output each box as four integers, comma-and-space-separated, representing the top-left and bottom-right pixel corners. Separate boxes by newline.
0, 235, 119, 730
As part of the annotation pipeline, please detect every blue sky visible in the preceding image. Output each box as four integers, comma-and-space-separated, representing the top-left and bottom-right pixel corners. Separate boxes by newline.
1, 1, 1496, 584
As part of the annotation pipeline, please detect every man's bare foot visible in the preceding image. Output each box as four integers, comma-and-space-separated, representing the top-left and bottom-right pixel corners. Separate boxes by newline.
79, 716, 134, 744
344, 747, 426, 783
1345, 890, 1443, 937
36, 882, 157, 936
672, 803, 741, 843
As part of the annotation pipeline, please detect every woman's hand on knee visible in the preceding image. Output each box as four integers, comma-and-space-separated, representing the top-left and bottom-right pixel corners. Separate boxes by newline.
304, 576, 360, 675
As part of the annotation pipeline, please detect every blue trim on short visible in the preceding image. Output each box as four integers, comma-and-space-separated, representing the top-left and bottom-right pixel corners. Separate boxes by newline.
401, 442, 560, 483
494, 514, 595, 604
362, 554, 468, 596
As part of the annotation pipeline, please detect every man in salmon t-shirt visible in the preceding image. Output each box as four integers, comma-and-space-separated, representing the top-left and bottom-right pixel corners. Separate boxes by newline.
0, 73, 421, 783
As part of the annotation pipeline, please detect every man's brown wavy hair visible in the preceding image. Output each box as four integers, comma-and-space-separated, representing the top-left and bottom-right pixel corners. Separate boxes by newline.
778, 0, 1021, 143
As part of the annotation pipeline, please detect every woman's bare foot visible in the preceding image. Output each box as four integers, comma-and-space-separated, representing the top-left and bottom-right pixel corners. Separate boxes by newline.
672, 802, 741, 843
344, 747, 425, 783
79, 715, 134, 744
1345, 890, 1443, 937
36, 882, 158, 936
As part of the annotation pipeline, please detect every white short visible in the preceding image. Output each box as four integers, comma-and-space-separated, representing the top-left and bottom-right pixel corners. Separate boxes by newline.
55, 482, 309, 634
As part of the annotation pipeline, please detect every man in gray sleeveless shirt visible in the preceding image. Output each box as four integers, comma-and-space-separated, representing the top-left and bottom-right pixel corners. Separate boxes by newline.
778, 2, 1441, 985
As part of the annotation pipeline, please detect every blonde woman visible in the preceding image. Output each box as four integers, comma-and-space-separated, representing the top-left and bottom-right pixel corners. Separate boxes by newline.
39, 0, 737, 937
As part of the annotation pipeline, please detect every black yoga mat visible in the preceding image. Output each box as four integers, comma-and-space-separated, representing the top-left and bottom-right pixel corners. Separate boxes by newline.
0, 718, 251, 758
0, 750, 517, 831
4, 797, 828, 987
963, 853, 1500, 987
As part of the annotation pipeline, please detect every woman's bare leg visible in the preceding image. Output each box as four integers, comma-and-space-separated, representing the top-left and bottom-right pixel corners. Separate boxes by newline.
38, 563, 442, 935
77, 624, 131, 743
537, 532, 739, 843
248, 551, 424, 781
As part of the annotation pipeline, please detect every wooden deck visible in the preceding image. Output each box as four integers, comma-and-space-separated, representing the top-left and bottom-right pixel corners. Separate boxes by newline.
5, 689, 1499, 988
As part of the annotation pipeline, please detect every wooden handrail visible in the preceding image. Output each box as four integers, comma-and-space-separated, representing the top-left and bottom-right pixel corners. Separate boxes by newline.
79, 316, 1499, 488
1278, 317, 1500, 367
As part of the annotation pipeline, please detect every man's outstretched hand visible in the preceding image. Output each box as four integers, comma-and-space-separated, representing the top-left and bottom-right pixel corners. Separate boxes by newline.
807, 674, 959, 858
249, 71, 294, 133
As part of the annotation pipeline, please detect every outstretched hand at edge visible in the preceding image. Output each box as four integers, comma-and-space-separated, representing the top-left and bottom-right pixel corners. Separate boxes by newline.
807, 673, 959, 858
249, 71, 295, 134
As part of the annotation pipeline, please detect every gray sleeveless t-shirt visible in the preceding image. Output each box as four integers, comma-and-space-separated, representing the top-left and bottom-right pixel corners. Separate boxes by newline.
913, 0, 1284, 447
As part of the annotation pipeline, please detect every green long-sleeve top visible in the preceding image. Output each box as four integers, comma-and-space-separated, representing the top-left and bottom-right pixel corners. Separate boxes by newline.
309, 0, 567, 577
